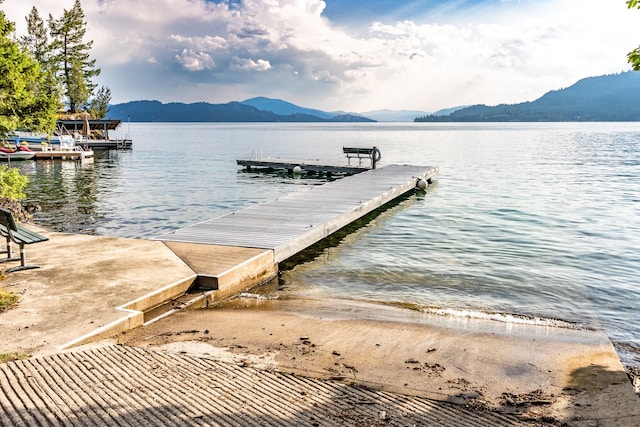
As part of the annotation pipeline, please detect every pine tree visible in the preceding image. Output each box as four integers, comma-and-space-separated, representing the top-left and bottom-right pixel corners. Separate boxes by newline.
0, 1, 58, 137
48, 0, 100, 113
20, 7, 50, 66
20, 6, 62, 117
88, 85, 111, 119
629, 0, 640, 70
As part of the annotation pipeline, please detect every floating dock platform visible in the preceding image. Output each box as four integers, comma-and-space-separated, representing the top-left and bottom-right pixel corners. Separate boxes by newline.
237, 157, 369, 175
75, 138, 132, 150
237, 147, 381, 175
34, 149, 94, 161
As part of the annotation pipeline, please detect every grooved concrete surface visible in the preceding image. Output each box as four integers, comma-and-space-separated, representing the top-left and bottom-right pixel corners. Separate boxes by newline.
0, 345, 538, 427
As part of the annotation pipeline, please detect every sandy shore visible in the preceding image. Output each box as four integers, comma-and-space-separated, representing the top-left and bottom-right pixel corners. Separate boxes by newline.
117, 295, 640, 425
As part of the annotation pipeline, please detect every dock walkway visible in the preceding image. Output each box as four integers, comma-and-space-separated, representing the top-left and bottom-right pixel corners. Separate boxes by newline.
160, 164, 438, 263
34, 149, 94, 161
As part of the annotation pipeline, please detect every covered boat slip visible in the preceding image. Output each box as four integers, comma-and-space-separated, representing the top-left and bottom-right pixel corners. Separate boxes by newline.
57, 119, 133, 149
159, 164, 438, 263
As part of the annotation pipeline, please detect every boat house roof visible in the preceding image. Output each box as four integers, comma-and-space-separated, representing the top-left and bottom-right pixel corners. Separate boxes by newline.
57, 119, 121, 131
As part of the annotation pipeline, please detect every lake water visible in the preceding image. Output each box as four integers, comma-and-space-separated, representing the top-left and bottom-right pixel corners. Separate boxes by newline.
18, 122, 640, 367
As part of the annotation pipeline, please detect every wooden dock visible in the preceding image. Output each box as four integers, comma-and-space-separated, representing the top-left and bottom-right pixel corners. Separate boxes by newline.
237, 157, 369, 175
75, 138, 132, 150
160, 164, 438, 263
35, 150, 94, 161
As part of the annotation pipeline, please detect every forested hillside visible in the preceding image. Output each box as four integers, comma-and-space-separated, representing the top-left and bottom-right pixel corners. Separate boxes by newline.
108, 100, 374, 122
416, 72, 640, 122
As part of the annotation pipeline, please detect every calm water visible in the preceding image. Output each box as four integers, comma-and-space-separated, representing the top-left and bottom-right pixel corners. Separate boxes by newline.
18, 122, 640, 366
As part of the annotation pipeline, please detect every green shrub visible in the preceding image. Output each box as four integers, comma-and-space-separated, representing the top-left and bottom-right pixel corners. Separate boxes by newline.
0, 286, 18, 312
0, 166, 28, 200
0, 352, 29, 363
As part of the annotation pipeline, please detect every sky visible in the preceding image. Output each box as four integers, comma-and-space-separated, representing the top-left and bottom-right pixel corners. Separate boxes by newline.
3, 0, 640, 113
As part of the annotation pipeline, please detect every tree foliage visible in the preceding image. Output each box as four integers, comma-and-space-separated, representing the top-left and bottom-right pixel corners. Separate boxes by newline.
629, 0, 640, 70
20, 7, 50, 66
0, 3, 58, 137
19, 6, 62, 123
88, 85, 111, 119
0, 165, 28, 200
48, 0, 100, 114
18, 1, 109, 119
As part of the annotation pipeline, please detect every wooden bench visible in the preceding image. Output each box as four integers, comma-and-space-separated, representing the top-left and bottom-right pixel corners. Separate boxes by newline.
343, 146, 381, 169
0, 208, 48, 272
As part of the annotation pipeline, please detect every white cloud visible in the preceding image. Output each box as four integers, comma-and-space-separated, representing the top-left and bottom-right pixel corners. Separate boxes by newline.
3, 0, 639, 111
231, 57, 272, 71
175, 49, 216, 71
170, 35, 228, 51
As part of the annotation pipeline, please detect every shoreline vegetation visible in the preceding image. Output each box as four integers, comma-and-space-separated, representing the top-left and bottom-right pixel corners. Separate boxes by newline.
0, 352, 28, 364
1, 0, 110, 143
0, 287, 17, 311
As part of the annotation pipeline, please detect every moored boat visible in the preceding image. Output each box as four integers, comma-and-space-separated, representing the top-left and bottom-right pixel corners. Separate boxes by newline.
9, 133, 76, 151
0, 145, 36, 161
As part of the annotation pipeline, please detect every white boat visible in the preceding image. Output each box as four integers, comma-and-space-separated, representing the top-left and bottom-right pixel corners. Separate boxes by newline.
0, 148, 36, 161
10, 133, 76, 151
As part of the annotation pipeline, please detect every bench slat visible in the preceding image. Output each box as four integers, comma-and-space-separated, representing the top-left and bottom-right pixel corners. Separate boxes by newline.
14, 225, 48, 245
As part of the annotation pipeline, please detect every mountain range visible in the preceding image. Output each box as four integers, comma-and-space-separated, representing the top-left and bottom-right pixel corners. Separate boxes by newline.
107, 99, 375, 123
106, 72, 640, 123
241, 98, 442, 121
416, 72, 640, 122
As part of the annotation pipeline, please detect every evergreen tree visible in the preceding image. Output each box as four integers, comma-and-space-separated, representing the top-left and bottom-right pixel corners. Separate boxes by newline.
20, 7, 50, 66
67, 58, 90, 112
20, 6, 62, 118
629, 0, 640, 70
88, 85, 111, 119
48, 0, 100, 113
0, 1, 58, 137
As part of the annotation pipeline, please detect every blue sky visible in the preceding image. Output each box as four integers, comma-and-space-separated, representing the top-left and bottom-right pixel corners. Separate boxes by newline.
4, 0, 639, 112
322, 0, 508, 25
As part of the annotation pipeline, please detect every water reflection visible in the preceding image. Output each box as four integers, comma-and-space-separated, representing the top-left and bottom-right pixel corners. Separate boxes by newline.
23, 159, 100, 234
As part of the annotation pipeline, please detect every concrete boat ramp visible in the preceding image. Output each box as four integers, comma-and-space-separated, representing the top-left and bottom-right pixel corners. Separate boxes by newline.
1, 164, 639, 426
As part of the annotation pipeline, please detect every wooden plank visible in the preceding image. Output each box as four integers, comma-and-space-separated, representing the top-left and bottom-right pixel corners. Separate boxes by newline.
34, 151, 94, 160
159, 164, 438, 263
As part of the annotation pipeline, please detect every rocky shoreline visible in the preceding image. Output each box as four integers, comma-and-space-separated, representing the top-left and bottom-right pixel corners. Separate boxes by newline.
0, 197, 36, 222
